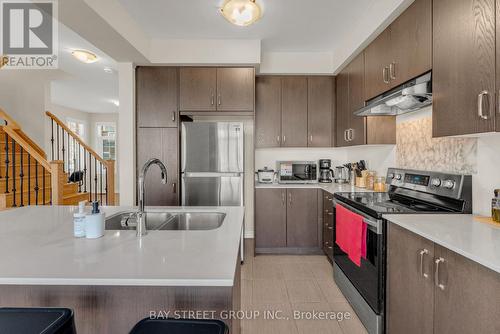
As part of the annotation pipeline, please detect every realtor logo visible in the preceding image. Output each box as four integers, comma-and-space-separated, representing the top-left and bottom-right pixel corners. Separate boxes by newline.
0, 0, 58, 69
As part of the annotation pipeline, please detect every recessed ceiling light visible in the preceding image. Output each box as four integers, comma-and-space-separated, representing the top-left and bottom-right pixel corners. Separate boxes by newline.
71, 50, 98, 64
104, 67, 114, 74
220, 0, 262, 27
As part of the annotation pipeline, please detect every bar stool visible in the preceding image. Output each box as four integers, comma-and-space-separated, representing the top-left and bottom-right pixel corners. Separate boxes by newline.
129, 318, 228, 334
0, 308, 76, 334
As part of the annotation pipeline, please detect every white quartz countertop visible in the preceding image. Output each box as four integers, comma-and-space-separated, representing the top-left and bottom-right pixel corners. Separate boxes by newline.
255, 182, 372, 194
0, 206, 244, 286
385, 214, 500, 274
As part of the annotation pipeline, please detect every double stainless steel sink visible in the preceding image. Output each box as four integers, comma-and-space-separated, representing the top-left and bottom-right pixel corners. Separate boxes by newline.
105, 211, 226, 231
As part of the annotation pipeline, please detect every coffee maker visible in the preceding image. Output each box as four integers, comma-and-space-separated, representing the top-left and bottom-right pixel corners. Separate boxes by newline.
318, 159, 334, 183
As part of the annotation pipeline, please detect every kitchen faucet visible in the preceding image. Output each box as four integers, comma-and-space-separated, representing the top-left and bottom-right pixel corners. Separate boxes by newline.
137, 158, 168, 237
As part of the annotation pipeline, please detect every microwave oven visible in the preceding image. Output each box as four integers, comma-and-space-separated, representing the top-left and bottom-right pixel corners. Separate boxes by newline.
277, 161, 318, 184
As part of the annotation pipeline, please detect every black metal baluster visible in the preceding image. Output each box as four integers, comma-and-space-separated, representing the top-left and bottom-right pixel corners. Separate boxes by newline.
50, 119, 54, 160
11, 139, 16, 207
19, 146, 24, 207
56, 124, 60, 160
78, 142, 81, 192
83, 149, 87, 194
94, 157, 97, 203
72, 136, 76, 177
105, 165, 108, 205
89, 153, 92, 202
66, 132, 70, 173
100, 162, 103, 205
61, 128, 65, 172
4, 133, 9, 193
34, 162, 39, 205
28, 153, 31, 206
42, 167, 46, 205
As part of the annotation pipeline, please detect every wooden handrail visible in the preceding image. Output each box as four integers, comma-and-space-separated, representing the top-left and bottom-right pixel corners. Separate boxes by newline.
2, 126, 52, 171
0, 108, 20, 129
46, 111, 108, 165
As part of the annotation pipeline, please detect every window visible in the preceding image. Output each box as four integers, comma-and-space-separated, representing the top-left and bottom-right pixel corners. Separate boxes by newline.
96, 123, 116, 160
66, 119, 85, 172
67, 119, 85, 139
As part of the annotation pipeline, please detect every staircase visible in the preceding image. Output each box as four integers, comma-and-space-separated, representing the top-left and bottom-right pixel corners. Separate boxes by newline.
0, 109, 114, 210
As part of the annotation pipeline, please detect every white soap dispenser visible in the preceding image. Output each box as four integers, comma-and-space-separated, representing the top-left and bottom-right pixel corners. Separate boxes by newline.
85, 201, 105, 239
73, 201, 86, 238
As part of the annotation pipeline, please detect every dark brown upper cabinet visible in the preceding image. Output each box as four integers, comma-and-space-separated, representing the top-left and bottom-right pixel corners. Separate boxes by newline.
433, 0, 496, 137
255, 76, 282, 148
179, 67, 217, 111
179, 67, 255, 112
307, 77, 334, 147
136, 67, 178, 127
216, 68, 255, 111
336, 54, 396, 147
364, 0, 432, 101
281, 77, 308, 147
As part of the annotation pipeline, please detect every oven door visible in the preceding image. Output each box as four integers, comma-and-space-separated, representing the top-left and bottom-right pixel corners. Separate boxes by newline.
333, 201, 385, 314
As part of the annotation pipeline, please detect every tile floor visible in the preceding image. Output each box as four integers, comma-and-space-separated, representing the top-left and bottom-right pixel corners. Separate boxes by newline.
241, 240, 368, 334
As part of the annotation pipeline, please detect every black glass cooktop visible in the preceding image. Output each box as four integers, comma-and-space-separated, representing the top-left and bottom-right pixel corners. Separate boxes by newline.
334, 192, 449, 218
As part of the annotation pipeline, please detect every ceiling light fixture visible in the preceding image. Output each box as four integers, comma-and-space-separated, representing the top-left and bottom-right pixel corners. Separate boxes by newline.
71, 50, 98, 64
220, 0, 262, 27
103, 67, 114, 74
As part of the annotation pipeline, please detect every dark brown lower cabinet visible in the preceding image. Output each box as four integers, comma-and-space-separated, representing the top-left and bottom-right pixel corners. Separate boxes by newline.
322, 191, 334, 262
387, 223, 500, 334
255, 188, 320, 253
286, 188, 318, 247
137, 128, 179, 206
255, 188, 287, 248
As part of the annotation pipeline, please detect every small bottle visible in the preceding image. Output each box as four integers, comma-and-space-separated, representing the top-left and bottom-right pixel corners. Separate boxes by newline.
73, 201, 86, 238
493, 189, 500, 223
85, 201, 105, 239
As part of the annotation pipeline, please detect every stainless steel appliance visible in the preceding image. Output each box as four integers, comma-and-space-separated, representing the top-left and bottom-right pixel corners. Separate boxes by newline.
181, 122, 244, 206
181, 122, 245, 262
319, 159, 334, 183
354, 71, 432, 116
334, 166, 350, 184
277, 161, 317, 184
332, 168, 472, 334
257, 167, 275, 184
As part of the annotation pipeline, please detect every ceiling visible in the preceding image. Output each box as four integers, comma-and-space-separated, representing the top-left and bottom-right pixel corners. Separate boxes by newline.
117, 0, 385, 52
51, 23, 119, 114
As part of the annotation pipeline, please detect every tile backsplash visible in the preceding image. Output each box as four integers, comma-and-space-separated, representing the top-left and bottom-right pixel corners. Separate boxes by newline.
396, 116, 477, 174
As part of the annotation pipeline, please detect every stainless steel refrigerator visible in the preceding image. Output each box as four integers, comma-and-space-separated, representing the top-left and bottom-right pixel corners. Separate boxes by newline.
181, 122, 244, 206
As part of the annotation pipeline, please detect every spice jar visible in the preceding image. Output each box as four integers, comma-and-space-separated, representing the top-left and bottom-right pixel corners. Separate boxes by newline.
366, 171, 376, 190
374, 176, 386, 192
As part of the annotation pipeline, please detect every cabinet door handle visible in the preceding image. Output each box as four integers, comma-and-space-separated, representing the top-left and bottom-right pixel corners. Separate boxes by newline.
172, 182, 177, 194
218, 94, 222, 106
172, 111, 176, 122
327, 212, 333, 216
435, 257, 446, 290
277, 136, 281, 144
419, 249, 429, 278
283, 135, 286, 143
327, 226, 333, 230
383, 66, 390, 84
211, 94, 215, 105
288, 192, 292, 206
478, 90, 490, 120
310, 135, 313, 143
344, 130, 348, 142
389, 62, 396, 80
281, 191, 285, 205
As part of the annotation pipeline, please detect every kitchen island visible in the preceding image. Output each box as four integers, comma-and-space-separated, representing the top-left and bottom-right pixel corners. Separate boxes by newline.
0, 206, 244, 333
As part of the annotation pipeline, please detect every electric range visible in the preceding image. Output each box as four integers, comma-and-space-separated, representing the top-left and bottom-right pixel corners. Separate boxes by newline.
332, 168, 472, 334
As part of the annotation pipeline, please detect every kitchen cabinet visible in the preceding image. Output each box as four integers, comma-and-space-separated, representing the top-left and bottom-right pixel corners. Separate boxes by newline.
255, 76, 282, 148
286, 188, 319, 247
433, 0, 496, 136
137, 128, 179, 206
308, 77, 334, 147
336, 53, 396, 147
136, 67, 178, 128
179, 67, 217, 111
216, 68, 255, 111
255, 188, 287, 248
364, 0, 432, 100
387, 223, 435, 334
179, 67, 255, 112
255, 188, 320, 253
387, 223, 500, 334
281, 77, 308, 147
322, 191, 334, 262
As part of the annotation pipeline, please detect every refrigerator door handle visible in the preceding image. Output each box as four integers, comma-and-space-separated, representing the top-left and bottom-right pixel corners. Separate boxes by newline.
183, 172, 243, 177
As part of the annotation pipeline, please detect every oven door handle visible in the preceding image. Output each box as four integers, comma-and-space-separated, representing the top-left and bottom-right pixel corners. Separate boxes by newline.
334, 201, 383, 235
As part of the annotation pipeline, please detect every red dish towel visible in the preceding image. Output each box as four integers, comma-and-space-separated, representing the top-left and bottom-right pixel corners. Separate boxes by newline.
335, 204, 367, 267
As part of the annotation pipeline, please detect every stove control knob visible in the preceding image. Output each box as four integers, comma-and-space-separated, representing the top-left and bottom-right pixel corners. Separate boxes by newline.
442, 180, 455, 189
395, 174, 402, 180
431, 178, 442, 187
388, 173, 395, 179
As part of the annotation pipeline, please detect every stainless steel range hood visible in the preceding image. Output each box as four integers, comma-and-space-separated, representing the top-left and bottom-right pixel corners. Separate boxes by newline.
355, 71, 432, 116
